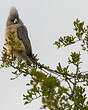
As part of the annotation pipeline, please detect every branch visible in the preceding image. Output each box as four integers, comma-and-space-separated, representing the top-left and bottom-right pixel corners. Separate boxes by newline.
36, 62, 75, 78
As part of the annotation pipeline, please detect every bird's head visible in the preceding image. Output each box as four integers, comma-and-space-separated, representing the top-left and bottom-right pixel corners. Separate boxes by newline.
6, 7, 23, 26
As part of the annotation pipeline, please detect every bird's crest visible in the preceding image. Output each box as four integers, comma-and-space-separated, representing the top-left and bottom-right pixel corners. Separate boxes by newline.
9, 7, 19, 18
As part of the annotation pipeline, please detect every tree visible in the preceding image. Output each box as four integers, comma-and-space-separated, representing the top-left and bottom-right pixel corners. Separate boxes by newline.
1, 19, 88, 110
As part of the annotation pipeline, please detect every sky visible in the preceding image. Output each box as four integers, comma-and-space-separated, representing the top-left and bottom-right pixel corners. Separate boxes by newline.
0, 0, 88, 110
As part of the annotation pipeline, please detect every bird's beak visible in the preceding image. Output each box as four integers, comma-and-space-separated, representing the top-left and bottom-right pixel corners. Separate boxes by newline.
14, 18, 18, 24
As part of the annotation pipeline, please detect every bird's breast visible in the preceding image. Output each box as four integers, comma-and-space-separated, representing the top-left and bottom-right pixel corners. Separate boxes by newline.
5, 24, 26, 56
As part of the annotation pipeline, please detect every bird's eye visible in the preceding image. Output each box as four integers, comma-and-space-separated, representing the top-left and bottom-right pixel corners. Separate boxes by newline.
11, 19, 14, 22
13, 18, 18, 24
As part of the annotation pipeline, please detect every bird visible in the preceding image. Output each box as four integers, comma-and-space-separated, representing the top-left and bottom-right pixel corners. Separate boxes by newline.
5, 7, 36, 64
5, 7, 55, 73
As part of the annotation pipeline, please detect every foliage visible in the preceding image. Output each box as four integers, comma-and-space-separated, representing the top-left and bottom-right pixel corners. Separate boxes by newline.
1, 19, 88, 110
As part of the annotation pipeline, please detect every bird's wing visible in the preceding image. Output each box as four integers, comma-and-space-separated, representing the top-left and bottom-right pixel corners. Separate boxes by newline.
17, 25, 32, 57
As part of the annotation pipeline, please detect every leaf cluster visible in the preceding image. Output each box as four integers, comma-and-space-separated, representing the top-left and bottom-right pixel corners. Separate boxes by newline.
1, 19, 88, 110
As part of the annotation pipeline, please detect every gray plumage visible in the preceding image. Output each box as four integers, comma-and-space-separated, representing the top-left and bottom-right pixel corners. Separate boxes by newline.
17, 25, 32, 58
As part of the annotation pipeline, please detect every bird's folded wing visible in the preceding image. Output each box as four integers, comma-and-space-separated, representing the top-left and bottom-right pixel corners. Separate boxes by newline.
17, 25, 32, 57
